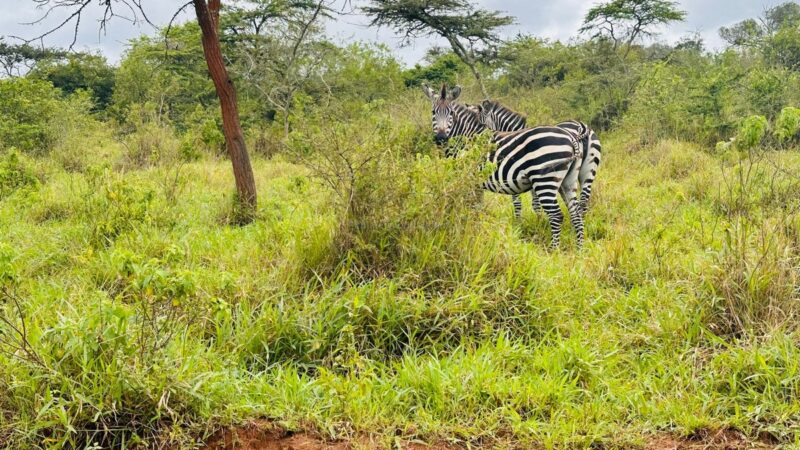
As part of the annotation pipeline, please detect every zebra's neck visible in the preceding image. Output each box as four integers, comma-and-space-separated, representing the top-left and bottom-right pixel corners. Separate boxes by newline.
485, 102, 526, 132
450, 103, 486, 138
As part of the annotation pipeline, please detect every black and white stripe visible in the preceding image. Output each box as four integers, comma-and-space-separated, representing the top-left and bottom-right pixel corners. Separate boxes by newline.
422, 84, 485, 154
473, 100, 602, 225
424, 84, 583, 248
554, 120, 602, 218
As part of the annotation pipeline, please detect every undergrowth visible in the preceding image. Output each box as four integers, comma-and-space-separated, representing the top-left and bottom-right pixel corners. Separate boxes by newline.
1, 97, 800, 449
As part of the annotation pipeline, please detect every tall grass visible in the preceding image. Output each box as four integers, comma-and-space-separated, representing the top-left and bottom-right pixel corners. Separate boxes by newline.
1, 96, 800, 449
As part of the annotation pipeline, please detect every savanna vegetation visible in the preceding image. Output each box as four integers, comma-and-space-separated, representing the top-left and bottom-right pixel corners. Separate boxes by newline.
2, 0, 800, 448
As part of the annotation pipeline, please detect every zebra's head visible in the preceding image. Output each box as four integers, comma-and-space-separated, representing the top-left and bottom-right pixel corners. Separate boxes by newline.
422, 83, 462, 145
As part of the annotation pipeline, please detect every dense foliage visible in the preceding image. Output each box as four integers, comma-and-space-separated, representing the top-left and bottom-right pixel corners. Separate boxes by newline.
2, 1, 800, 449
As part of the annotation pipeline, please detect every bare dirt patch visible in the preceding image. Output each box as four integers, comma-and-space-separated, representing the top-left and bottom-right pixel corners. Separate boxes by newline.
199, 421, 462, 450
201, 423, 778, 450
645, 429, 777, 450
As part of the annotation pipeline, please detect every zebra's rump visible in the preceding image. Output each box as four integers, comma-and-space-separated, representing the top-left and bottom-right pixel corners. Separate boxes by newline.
483, 126, 579, 196
557, 121, 590, 140
489, 127, 577, 163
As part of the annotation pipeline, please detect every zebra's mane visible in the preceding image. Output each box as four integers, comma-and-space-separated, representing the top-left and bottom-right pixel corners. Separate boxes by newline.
482, 100, 527, 122
452, 102, 484, 125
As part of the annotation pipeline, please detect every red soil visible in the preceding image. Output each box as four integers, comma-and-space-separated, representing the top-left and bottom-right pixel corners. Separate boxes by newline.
201, 422, 777, 450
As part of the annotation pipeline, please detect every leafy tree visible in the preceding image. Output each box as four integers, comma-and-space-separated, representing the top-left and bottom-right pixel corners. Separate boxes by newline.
580, 0, 686, 59
321, 43, 404, 102
21, 0, 258, 218
0, 39, 66, 77
226, 0, 334, 137
497, 36, 578, 89
113, 23, 215, 128
31, 53, 115, 111
403, 52, 466, 88
362, 0, 513, 97
719, 19, 763, 48
764, 27, 800, 70
0, 78, 62, 153
764, 1, 800, 33
720, 2, 800, 70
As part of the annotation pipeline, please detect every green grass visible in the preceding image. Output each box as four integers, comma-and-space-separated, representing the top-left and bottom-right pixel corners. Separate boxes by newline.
1, 123, 800, 449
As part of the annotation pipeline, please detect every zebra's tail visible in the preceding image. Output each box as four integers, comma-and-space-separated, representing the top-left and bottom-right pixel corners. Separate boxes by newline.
576, 122, 591, 141
569, 135, 582, 161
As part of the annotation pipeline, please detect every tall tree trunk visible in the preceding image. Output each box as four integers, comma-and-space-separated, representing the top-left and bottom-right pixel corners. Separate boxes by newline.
194, 0, 258, 216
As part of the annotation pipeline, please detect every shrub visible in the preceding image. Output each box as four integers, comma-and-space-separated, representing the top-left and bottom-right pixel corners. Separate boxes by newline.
49, 89, 101, 172
703, 155, 800, 337
774, 106, 800, 143
119, 102, 181, 168
287, 101, 489, 283
742, 68, 789, 120
704, 222, 799, 337
179, 105, 225, 159
623, 61, 740, 145
0, 150, 39, 199
0, 78, 61, 154
736, 115, 769, 150
0, 242, 15, 286
84, 165, 154, 247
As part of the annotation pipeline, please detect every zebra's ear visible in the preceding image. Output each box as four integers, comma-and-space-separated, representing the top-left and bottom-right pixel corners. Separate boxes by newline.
448, 85, 462, 101
421, 83, 437, 101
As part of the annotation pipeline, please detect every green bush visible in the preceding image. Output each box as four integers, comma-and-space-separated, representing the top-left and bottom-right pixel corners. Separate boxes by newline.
736, 115, 769, 150
119, 102, 181, 168
742, 68, 792, 120
84, 166, 155, 247
0, 150, 39, 199
774, 106, 800, 143
0, 78, 61, 154
30, 52, 116, 111
403, 52, 467, 88
180, 105, 225, 158
287, 101, 490, 283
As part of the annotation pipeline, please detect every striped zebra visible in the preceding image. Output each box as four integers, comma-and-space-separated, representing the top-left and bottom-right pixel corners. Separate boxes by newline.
470, 100, 603, 220
423, 83, 584, 248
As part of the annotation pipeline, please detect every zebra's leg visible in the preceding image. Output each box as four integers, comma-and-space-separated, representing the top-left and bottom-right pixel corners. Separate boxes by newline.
560, 162, 584, 248
531, 192, 542, 214
579, 185, 593, 216
511, 194, 522, 218
560, 184, 584, 248
578, 137, 602, 218
531, 181, 564, 250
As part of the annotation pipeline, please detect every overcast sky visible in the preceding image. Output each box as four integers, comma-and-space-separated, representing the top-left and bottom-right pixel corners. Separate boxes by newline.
0, 0, 789, 66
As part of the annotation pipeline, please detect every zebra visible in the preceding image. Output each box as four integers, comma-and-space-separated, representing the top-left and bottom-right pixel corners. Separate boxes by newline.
422, 83, 584, 248
469, 100, 603, 220
423, 84, 485, 153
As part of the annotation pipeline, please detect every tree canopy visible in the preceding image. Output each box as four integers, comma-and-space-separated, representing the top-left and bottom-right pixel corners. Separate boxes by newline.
580, 0, 686, 58
720, 2, 800, 70
0, 40, 66, 77
362, 0, 513, 97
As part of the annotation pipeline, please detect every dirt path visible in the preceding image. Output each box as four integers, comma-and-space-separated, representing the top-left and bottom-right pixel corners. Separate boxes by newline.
200, 421, 777, 450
